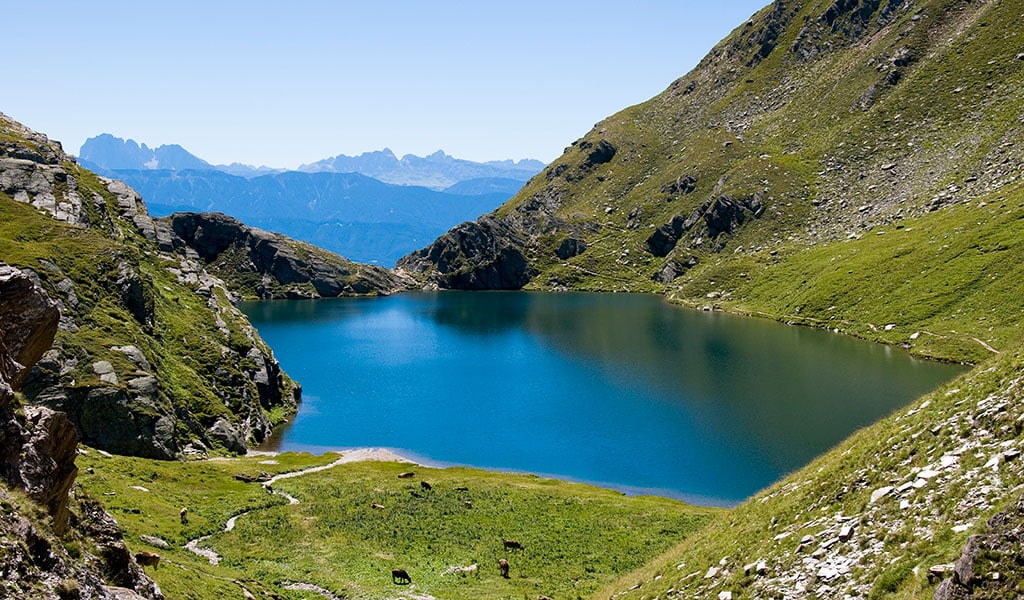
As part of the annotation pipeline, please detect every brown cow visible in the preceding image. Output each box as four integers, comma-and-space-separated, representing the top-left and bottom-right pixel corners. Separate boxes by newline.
498, 558, 510, 578
503, 539, 524, 551
420, 480, 432, 491
180, 507, 188, 525
397, 471, 415, 479
135, 551, 160, 570
391, 568, 412, 584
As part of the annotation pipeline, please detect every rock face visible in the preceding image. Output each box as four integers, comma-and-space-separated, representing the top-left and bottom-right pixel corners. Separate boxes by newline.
0, 264, 65, 513
646, 193, 765, 258
0, 117, 87, 226
0, 264, 59, 390
933, 494, 1024, 600
0, 262, 160, 598
397, 215, 537, 290
164, 212, 415, 299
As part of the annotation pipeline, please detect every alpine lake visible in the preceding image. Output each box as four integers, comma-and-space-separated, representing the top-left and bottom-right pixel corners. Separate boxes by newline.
240, 292, 964, 507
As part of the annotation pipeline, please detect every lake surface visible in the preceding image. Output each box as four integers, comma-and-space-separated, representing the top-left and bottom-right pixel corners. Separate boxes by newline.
240, 292, 964, 506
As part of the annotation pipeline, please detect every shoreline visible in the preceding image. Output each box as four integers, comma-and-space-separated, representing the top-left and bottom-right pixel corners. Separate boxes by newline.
247, 446, 418, 465
246, 445, 738, 508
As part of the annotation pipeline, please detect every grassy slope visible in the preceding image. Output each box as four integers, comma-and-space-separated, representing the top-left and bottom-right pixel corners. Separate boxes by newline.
77, 450, 718, 600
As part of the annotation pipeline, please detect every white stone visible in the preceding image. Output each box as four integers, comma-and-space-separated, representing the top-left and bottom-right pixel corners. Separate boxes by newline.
718, 592, 733, 600
870, 486, 894, 504
917, 469, 941, 479
704, 566, 720, 579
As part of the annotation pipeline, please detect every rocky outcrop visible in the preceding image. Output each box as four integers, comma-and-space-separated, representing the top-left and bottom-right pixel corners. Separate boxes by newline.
0, 263, 160, 598
163, 212, 414, 299
653, 255, 699, 283
0, 264, 59, 391
17, 406, 79, 534
646, 193, 766, 258
0, 266, 76, 532
933, 494, 1024, 600
397, 215, 537, 290
555, 237, 587, 260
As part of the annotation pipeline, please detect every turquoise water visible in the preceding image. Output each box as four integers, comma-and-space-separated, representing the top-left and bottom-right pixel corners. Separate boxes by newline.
240, 292, 964, 506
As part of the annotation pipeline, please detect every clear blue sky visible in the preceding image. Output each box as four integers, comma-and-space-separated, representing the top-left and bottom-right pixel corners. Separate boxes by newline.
8, 1, 767, 168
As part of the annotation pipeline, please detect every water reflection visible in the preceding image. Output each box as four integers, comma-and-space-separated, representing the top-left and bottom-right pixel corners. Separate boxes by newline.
241, 292, 964, 505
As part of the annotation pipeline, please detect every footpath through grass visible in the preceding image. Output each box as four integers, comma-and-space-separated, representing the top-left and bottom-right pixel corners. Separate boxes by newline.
77, 450, 718, 600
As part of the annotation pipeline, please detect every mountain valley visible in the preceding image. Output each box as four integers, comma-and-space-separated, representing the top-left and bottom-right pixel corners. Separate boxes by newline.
2, 0, 1024, 598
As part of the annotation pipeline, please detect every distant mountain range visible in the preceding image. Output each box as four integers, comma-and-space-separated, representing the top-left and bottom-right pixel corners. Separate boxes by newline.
79, 134, 544, 189
78, 134, 545, 265
297, 148, 546, 190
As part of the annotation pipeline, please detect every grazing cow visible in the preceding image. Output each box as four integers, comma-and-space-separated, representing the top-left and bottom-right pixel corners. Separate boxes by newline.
498, 558, 510, 579
410, 491, 424, 499
420, 481, 432, 491
391, 568, 412, 584
179, 507, 188, 525
371, 503, 385, 510
455, 486, 469, 491
397, 471, 415, 479
135, 551, 160, 570
503, 539, 524, 551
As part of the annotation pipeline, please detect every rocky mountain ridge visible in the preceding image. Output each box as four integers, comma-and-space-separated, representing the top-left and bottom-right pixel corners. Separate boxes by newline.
160, 211, 416, 299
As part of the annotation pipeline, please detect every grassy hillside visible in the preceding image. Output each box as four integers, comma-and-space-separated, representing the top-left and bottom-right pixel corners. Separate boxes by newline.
77, 449, 718, 600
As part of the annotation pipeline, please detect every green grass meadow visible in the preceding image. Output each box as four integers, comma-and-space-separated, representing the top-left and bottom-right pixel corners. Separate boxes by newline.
77, 450, 718, 600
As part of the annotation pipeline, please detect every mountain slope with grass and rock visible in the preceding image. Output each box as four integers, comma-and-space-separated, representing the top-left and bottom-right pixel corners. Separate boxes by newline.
398, 0, 1024, 597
